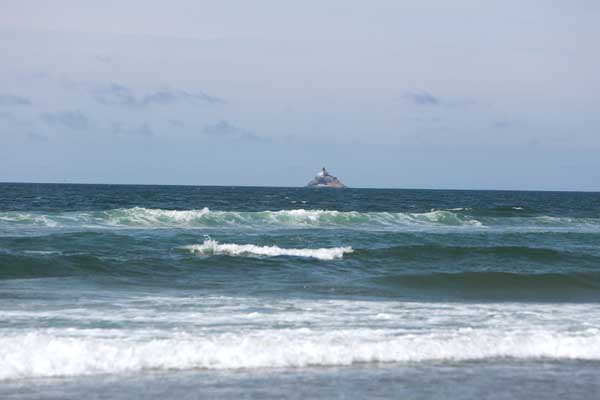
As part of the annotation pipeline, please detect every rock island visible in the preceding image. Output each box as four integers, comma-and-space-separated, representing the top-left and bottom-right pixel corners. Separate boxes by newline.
306, 167, 347, 188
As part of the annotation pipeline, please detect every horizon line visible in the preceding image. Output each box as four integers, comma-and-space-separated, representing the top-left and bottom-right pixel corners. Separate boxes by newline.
1, 181, 599, 194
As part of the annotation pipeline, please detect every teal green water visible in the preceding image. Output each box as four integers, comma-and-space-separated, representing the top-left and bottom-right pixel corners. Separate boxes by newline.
1, 183, 600, 399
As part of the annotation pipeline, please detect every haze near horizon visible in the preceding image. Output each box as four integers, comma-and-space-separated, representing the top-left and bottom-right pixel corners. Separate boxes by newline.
0, 1, 599, 190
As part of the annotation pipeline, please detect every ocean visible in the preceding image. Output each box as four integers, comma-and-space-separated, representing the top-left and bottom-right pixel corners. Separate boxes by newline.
1, 183, 600, 399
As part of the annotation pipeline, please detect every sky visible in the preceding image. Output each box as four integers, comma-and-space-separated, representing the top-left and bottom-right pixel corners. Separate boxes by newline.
0, 0, 599, 190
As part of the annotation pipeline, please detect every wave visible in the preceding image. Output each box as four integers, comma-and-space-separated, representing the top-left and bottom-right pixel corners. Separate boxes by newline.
3, 207, 600, 231
372, 271, 600, 301
3, 251, 599, 301
368, 244, 600, 263
454, 206, 533, 217
2, 328, 600, 380
183, 239, 353, 260
0, 252, 119, 280
0, 207, 496, 229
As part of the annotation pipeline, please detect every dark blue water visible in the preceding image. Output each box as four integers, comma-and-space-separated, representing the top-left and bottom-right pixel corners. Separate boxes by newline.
1, 183, 600, 399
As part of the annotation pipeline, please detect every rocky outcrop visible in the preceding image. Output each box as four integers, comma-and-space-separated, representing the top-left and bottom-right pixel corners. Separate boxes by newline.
306, 168, 347, 188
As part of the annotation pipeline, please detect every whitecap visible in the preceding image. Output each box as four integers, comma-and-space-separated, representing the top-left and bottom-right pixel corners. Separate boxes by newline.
2, 328, 600, 380
182, 239, 353, 260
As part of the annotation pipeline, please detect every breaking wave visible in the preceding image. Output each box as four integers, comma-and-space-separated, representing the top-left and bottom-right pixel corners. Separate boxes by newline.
2, 328, 600, 380
3, 207, 600, 232
183, 239, 352, 260
0, 207, 486, 229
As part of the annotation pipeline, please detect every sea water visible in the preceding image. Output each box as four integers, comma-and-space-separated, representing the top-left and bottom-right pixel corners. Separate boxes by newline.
1, 184, 600, 399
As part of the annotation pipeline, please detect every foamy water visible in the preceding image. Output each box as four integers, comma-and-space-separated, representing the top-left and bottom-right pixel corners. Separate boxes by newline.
1, 296, 599, 380
2, 184, 600, 398
3, 207, 600, 235
0, 207, 483, 229
182, 239, 353, 260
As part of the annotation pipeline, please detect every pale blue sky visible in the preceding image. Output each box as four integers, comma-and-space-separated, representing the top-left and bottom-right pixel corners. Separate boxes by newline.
0, 1, 599, 190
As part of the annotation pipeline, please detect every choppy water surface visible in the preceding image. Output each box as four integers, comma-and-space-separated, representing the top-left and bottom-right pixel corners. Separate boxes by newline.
1, 183, 599, 399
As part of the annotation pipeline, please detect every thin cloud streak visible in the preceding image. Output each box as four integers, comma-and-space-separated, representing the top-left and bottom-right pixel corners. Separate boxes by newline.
91, 83, 224, 107
0, 94, 32, 106
41, 110, 89, 130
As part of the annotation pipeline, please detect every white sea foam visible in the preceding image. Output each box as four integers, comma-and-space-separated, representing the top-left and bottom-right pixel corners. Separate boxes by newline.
0, 213, 59, 227
3, 207, 600, 232
22, 250, 62, 255
2, 328, 600, 380
183, 239, 353, 260
104, 207, 211, 226
1, 297, 600, 380
412, 210, 482, 227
